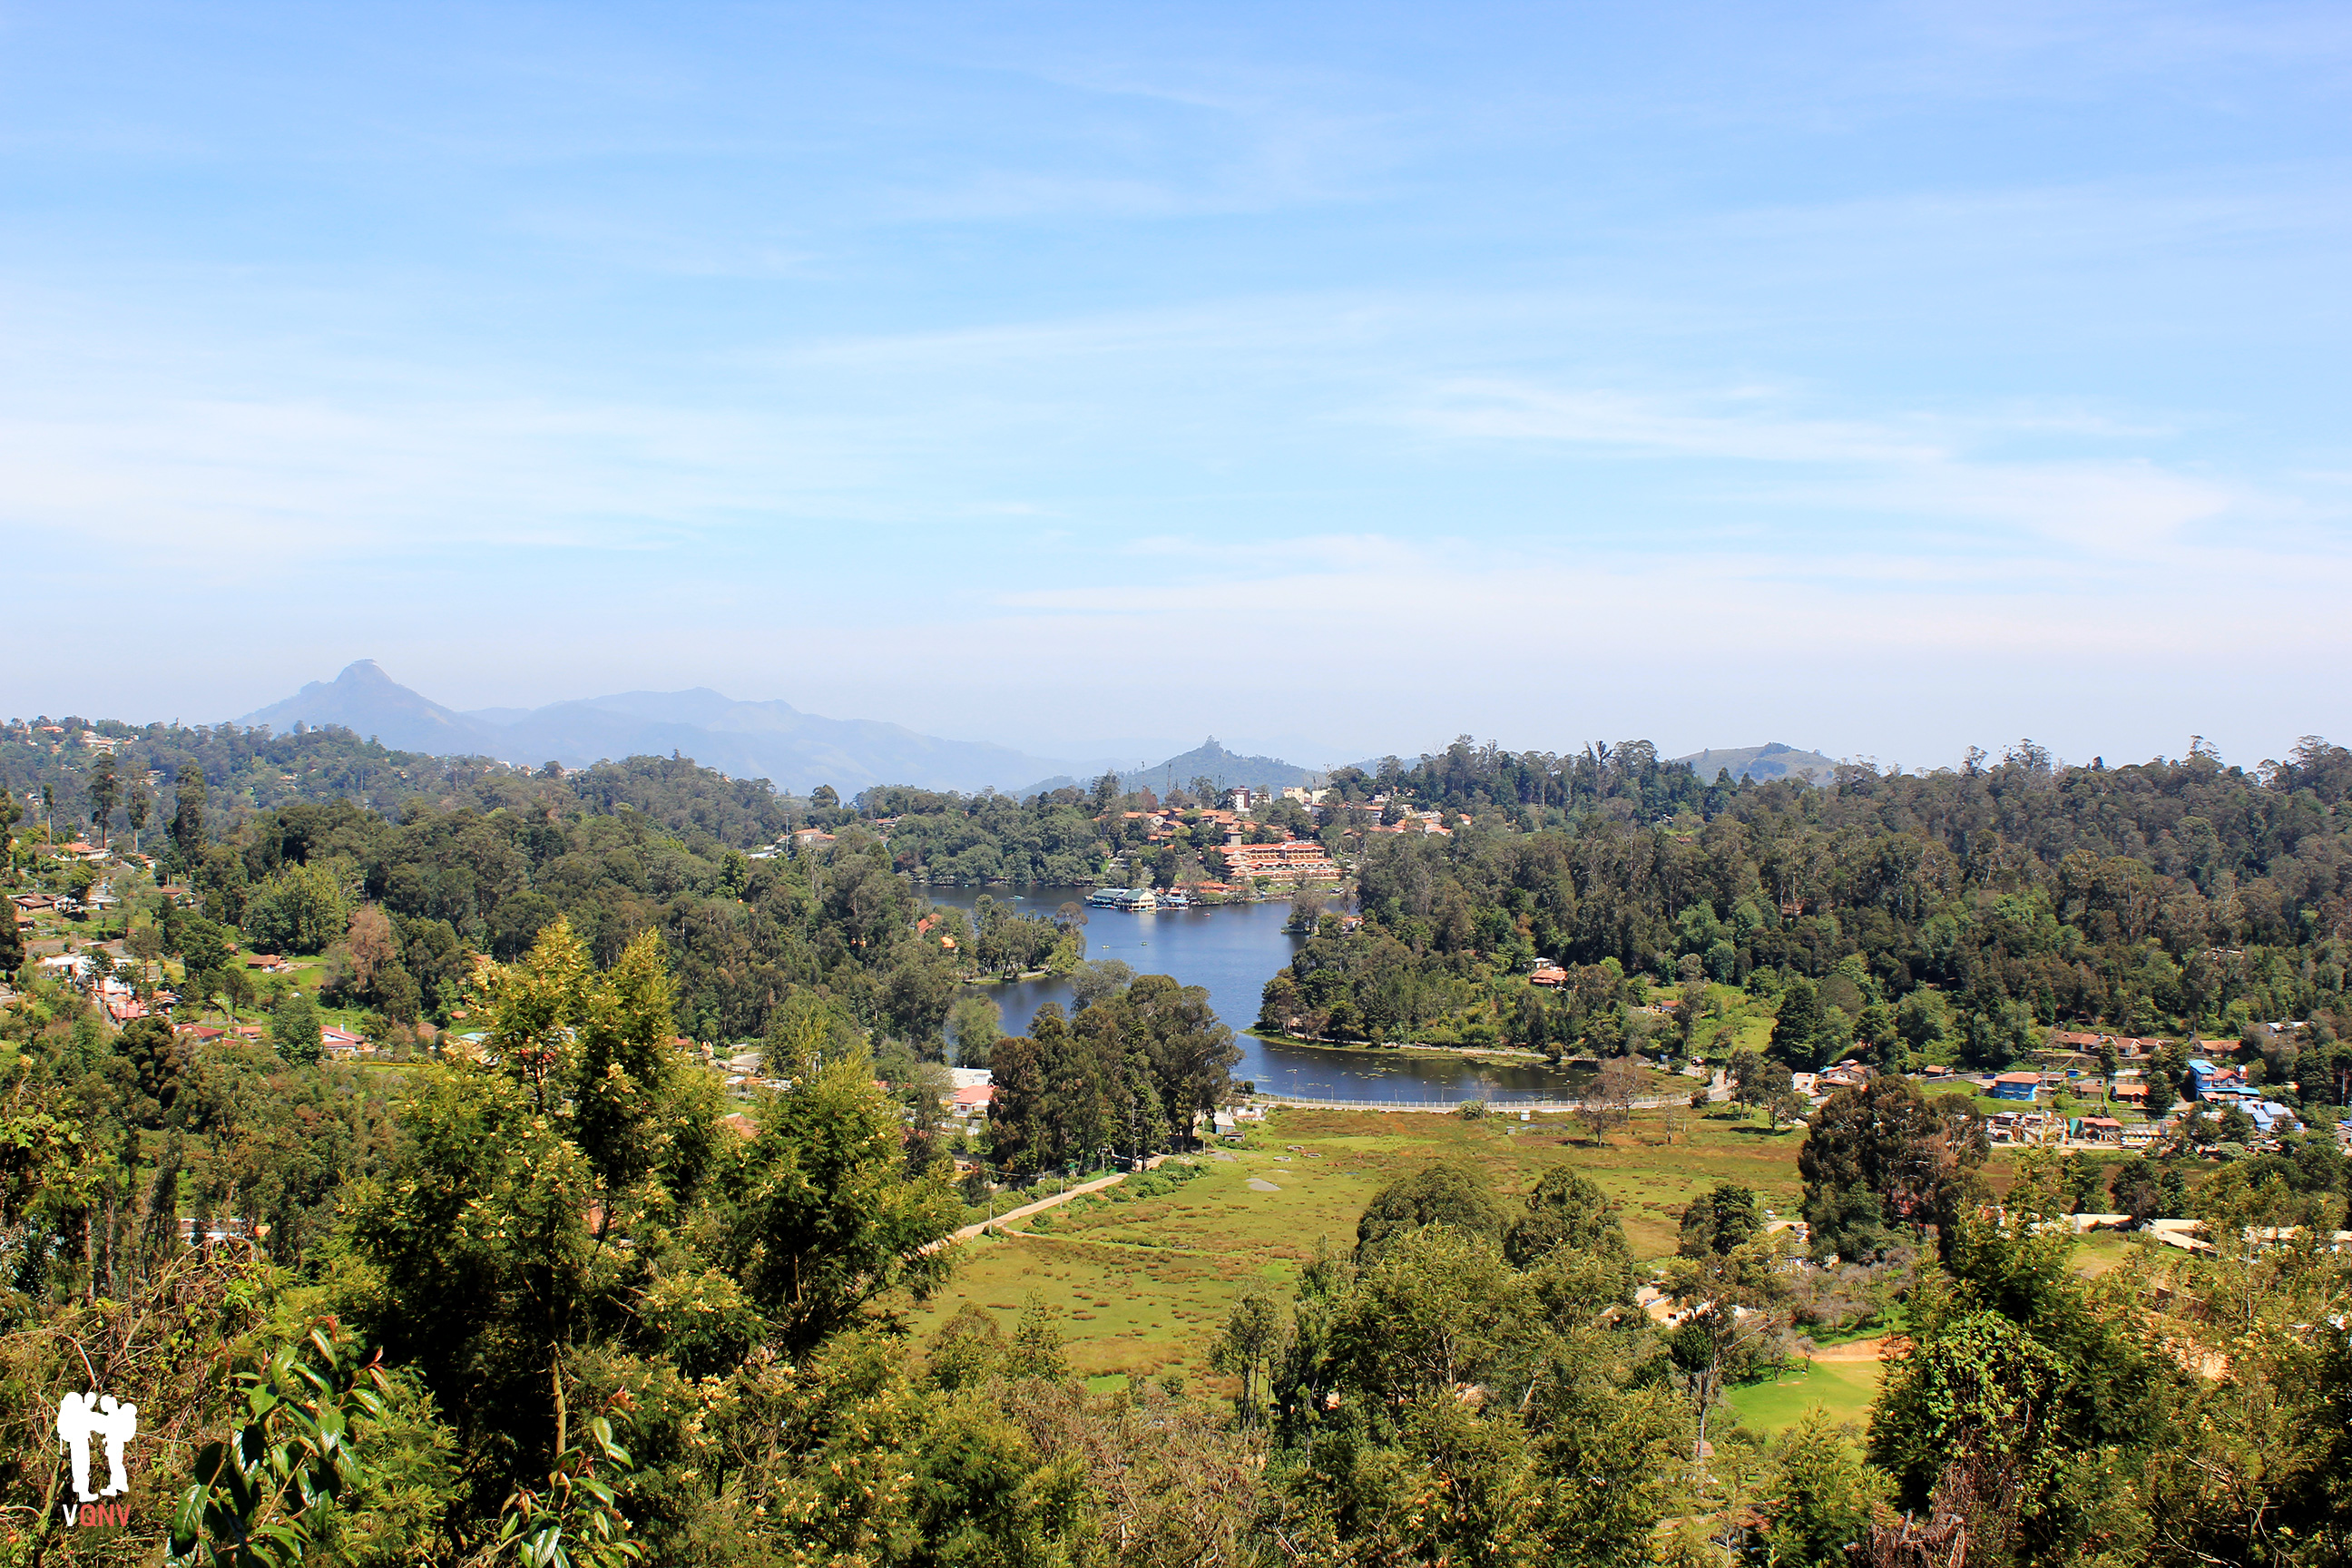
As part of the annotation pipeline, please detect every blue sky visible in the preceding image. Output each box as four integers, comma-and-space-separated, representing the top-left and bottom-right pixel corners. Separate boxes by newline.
5, 1, 2348, 771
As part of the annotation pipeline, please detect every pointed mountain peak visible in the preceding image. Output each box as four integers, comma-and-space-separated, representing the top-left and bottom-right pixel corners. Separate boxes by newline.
240, 662, 492, 752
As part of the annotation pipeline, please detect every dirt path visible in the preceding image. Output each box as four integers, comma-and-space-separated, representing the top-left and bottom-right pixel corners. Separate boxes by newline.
953, 1172, 1128, 1240
1808, 1335, 1909, 1363
951, 1155, 1183, 1242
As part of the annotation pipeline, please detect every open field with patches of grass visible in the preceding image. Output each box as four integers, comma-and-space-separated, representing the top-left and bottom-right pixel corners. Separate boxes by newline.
2067, 1230, 2157, 1278
915, 1102, 1814, 1384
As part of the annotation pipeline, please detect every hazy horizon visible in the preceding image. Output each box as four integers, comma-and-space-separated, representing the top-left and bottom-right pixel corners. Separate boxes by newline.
7, 3, 2347, 772
10, 655, 1844, 780
0, 652, 2273, 782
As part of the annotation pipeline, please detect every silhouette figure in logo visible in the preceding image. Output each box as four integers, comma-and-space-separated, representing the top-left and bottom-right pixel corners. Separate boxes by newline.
56, 1391, 138, 1502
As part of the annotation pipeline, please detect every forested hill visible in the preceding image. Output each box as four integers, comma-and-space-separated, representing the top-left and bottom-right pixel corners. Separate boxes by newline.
1270, 738, 2352, 1079
0, 718, 796, 848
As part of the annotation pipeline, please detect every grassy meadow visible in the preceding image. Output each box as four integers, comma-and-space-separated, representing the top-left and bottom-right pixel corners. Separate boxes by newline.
914, 1102, 1813, 1389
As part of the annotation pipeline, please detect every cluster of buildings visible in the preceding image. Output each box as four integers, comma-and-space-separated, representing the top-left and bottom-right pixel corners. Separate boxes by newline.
1714, 1029, 2328, 1154
1219, 786, 1469, 838
4, 720, 91, 752
1980, 1108, 2164, 1148
1906, 1034, 2327, 1150
1112, 803, 1342, 886
172, 1019, 375, 1057
2181, 1057, 2301, 1134
13, 852, 397, 1056
28, 952, 171, 1024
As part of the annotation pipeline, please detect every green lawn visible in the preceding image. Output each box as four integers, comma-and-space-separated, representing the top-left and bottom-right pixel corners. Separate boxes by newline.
915, 1102, 1813, 1384
2070, 1230, 2143, 1278
1724, 1357, 1885, 1434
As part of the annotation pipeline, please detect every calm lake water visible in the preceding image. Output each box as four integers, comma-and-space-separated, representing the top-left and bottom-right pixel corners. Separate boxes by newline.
917, 885, 1575, 1103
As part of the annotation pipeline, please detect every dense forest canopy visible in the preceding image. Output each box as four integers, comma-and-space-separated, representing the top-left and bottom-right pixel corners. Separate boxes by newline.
174, 790, 984, 1048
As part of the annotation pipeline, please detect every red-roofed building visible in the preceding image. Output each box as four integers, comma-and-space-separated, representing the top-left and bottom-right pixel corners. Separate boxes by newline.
1223, 841, 1341, 880
322, 1026, 371, 1057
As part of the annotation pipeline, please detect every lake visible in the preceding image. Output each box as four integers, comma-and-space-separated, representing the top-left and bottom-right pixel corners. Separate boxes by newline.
917, 885, 1576, 1103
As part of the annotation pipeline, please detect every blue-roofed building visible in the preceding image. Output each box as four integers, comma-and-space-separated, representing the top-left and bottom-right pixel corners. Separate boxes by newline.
2247, 1101, 2299, 1133
2186, 1059, 2249, 1100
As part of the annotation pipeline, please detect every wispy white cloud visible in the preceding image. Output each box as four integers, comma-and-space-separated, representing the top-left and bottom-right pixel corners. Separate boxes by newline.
1790, 458, 2242, 554
1406, 380, 1937, 465
1396, 377, 2279, 556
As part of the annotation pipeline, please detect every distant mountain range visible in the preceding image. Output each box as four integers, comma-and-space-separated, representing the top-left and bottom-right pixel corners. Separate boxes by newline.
240, 662, 1084, 796
1674, 741, 1839, 785
235, 662, 1838, 799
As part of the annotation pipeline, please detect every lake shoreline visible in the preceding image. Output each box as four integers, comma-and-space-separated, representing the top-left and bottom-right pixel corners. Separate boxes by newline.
921, 884, 1579, 1102
1244, 1029, 1554, 1069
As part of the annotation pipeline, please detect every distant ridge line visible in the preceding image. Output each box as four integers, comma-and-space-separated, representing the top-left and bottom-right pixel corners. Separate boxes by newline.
1674, 741, 1838, 786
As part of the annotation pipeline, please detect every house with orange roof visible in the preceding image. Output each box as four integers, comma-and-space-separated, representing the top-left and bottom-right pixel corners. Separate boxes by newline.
1991, 1070, 2043, 1102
